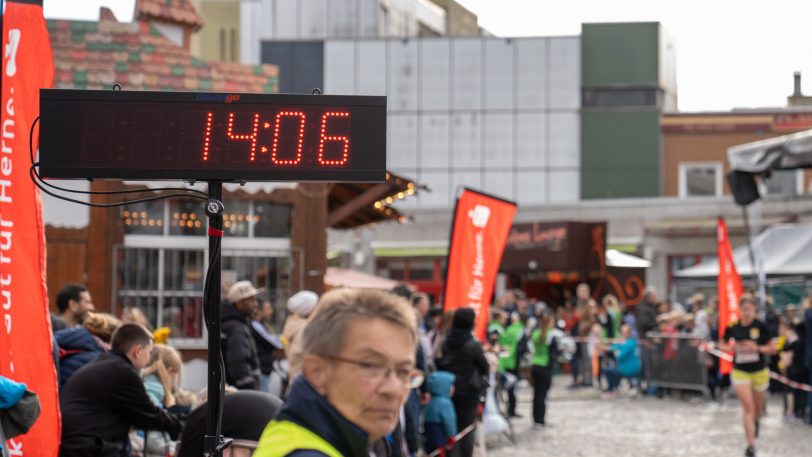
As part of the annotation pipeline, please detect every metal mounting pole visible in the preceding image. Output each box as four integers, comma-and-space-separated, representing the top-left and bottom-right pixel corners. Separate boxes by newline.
203, 181, 231, 457
741, 205, 761, 308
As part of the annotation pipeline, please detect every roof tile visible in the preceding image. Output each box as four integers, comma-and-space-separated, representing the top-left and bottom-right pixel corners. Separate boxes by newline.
136, 0, 205, 30
48, 15, 278, 94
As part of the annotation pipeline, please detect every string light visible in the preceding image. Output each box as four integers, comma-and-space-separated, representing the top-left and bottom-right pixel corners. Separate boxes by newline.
397, 192, 405, 199
374, 201, 382, 209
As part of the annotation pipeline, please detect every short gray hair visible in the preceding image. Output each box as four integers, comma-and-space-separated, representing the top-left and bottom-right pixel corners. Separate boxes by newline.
302, 288, 418, 358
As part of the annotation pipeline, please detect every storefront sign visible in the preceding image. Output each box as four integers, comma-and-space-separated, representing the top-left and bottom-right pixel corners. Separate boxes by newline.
501, 221, 605, 273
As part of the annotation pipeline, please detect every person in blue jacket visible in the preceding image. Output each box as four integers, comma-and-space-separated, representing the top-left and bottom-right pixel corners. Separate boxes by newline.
423, 371, 457, 455
55, 312, 121, 387
600, 323, 641, 398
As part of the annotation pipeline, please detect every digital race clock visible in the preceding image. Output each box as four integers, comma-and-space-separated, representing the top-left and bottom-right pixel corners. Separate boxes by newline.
39, 89, 387, 182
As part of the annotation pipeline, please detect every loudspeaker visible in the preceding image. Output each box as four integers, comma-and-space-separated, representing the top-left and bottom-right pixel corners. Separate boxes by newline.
726, 171, 760, 206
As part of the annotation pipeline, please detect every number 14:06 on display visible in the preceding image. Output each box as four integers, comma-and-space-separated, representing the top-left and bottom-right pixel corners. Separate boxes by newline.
202, 111, 351, 166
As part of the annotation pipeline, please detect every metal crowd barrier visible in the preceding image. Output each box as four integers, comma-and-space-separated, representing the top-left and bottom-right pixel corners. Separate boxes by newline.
640, 333, 707, 394
569, 334, 708, 394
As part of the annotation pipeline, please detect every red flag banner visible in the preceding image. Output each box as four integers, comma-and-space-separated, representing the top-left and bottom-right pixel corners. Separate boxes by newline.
717, 216, 742, 375
1, 0, 58, 455
444, 188, 516, 340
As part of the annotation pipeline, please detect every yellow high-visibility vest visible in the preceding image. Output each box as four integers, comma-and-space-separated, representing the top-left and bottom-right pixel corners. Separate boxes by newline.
253, 420, 344, 457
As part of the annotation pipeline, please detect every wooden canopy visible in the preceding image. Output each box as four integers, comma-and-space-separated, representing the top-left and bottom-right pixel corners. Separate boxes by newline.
328, 172, 424, 230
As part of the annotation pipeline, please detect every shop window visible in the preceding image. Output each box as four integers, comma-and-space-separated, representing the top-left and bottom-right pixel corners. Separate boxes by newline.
169, 199, 207, 236
254, 202, 292, 238
223, 199, 251, 238
114, 246, 293, 343
122, 200, 164, 235
164, 249, 205, 292
679, 162, 722, 198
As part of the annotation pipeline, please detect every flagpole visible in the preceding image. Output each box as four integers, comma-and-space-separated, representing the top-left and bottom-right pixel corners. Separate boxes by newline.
741, 206, 761, 309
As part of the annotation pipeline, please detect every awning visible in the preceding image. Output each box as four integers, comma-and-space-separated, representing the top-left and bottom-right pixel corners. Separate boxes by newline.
327, 172, 426, 230
606, 249, 651, 268
728, 128, 812, 173
324, 267, 410, 290
675, 223, 812, 278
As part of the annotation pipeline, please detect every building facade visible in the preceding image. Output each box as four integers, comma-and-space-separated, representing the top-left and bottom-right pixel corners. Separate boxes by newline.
230, 3, 812, 305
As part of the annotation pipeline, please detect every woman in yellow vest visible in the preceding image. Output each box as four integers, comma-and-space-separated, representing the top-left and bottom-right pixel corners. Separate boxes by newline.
254, 288, 421, 457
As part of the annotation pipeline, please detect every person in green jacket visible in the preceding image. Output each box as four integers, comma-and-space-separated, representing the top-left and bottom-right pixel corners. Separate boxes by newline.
499, 314, 527, 417
488, 309, 507, 336
531, 311, 557, 428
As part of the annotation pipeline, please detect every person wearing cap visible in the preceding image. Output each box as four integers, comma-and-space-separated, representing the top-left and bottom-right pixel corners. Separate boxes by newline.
282, 290, 320, 382
223, 280, 262, 390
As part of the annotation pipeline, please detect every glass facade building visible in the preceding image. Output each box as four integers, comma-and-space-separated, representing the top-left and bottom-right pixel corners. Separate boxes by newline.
321, 36, 581, 209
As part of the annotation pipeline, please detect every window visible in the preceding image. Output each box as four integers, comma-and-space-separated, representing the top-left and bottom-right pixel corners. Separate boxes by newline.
223, 199, 251, 238
763, 169, 803, 196
254, 202, 292, 238
121, 200, 292, 238
122, 201, 164, 235
113, 246, 293, 344
169, 199, 206, 236
679, 162, 723, 198
582, 88, 660, 108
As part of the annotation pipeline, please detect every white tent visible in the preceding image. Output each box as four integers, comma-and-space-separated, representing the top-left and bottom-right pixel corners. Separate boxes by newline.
728, 128, 812, 173
674, 223, 812, 278
606, 249, 651, 268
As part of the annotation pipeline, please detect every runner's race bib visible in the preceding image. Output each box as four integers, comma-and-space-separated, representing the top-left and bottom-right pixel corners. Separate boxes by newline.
735, 348, 759, 364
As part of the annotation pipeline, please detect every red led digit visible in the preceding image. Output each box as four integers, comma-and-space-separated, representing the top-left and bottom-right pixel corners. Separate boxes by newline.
202, 112, 213, 161
271, 111, 306, 165
318, 112, 350, 166
227, 112, 261, 161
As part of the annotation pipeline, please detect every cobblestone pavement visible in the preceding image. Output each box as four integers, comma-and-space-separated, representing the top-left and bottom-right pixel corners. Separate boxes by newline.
484, 376, 812, 457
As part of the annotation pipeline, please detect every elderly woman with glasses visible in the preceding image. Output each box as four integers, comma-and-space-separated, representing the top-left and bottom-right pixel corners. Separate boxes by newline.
254, 288, 421, 457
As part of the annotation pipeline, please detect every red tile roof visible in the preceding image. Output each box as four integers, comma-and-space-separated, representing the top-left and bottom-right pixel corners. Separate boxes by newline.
47, 15, 278, 94
136, 0, 204, 30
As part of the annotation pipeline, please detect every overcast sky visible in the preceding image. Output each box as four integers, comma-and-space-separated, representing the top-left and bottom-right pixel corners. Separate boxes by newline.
44, 0, 812, 112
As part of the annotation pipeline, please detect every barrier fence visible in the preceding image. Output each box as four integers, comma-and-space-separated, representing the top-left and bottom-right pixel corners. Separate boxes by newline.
569, 334, 708, 394
568, 334, 812, 395
640, 333, 708, 393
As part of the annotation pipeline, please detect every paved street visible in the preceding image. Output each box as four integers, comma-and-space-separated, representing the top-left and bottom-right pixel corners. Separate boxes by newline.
485, 376, 812, 457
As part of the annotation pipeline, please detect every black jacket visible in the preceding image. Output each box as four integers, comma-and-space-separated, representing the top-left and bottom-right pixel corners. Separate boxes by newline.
636, 301, 658, 337
437, 329, 489, 398
59, 350, 181, 457
251, 320, 282, 375
221, 304, 261, 390
277, 377, 371, 457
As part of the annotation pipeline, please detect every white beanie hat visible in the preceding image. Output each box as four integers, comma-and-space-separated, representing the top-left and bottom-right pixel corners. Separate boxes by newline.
287, 290, 319, 317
